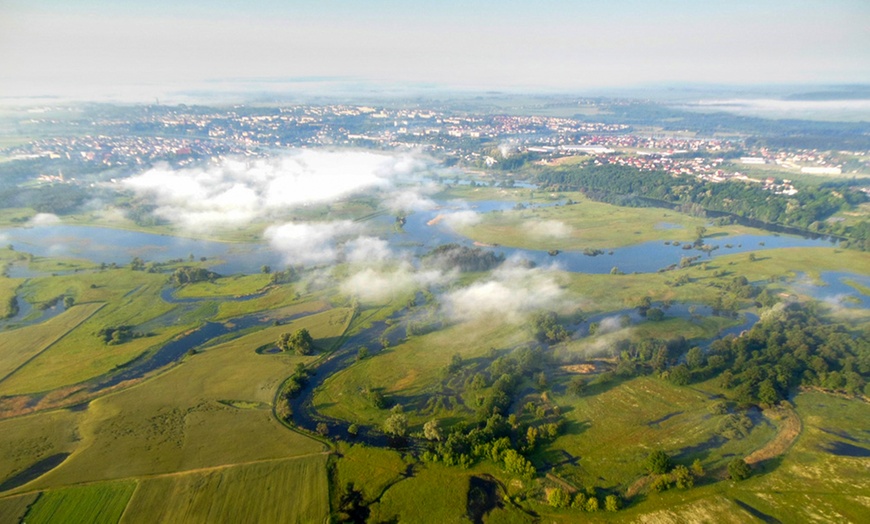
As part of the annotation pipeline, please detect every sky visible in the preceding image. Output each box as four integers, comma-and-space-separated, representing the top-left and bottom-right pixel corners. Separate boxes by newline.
1, 0, 869, 102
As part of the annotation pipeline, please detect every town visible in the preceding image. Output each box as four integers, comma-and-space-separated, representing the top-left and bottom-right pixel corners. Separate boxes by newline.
4, 101, 867, 200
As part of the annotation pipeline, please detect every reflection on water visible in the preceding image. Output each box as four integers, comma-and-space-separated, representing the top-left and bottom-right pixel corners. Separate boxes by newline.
0, 198, 843, 277
791, 272, 870, 309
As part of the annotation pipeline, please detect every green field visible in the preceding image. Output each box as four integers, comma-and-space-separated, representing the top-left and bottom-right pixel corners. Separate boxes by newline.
453, 192, 757, 251
0, 492, 38, 524
0, 172, 868, 523
0, 302, 343, 521
315, 317, 527, 428
0, 302, 103, 383
23, 481, 136, 524
173, 273, 273, 299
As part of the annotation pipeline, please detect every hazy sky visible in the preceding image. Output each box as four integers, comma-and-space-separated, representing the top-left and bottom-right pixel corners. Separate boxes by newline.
1, 0, 868, 101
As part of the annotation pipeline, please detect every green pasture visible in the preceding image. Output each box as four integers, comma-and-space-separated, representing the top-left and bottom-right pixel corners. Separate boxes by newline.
214, 286, 311, 321
0, 409, 81, 488
173, 273, 273, 299
0, 306, 343, 497
545, 376, 775, 491
314, 317, 527, 428
121, 455, 329, 524
454, 194, 756, 250
366, 462, 471, 524
0, 278, 182, 396
610, 391, 870, 523
333, 443, 410, 501
0, 493, 38, 524
0, 302, 103, 383
0, 278, 22, 318
23, 481, 135, 524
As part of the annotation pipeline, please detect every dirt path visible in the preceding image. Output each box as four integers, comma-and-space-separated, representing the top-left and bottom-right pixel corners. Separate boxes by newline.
744, 407, 802, 466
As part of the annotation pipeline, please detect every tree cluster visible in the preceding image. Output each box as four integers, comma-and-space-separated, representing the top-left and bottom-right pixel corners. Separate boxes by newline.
536, 163, 870, 250
170, 266, 220, 285
277, 328, 315, 355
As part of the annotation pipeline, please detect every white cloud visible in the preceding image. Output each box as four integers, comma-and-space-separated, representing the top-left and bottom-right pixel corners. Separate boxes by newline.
523, 219, 572, 239
345, 236, 395, 265
383, 186, 438, 213
28, 213, 61, 226
441, 263, 568, 323
121, 150, 428, 231
341, 265, 449, 303
441, 210, 482, 229
264, 220, 359, 266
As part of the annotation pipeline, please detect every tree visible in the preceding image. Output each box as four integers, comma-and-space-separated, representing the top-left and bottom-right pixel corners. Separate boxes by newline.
337, 482, 369, 523
384, 412, 408, 438
447, 353, 463, 374
685, 346, 705, 369
691, 458, 705, 477
423, 419, 442, 441
316, 422, 329, 436
585, 496, 600, 512
568, 377, 587, 397
502, 449, 535, 480
604, 494, 621, 512
278, 328, 314, 355
356, 346, 370, 361
728, 458, 752, 480
646, 308, 665, 321
695, 226, 707, 245
645, 450, 673, 475
261, 265, 271, 274
671, 464, 694, 489
63, 296, 75, 308
347, 424, 359, 438
548, 488, 571, 508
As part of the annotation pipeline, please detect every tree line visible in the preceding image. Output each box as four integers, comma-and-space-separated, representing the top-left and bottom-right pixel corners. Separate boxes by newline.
536, 163, 870, 250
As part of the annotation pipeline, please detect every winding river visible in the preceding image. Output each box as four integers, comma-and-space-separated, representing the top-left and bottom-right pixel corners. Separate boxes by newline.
1, 193, 867, 437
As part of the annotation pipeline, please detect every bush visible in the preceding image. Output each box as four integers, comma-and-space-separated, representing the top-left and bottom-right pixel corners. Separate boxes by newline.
728, 458, 752, 480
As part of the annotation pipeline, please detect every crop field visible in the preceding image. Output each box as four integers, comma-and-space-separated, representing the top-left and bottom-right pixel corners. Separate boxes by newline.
22, 481, 135, 524
121, 455, 329, 524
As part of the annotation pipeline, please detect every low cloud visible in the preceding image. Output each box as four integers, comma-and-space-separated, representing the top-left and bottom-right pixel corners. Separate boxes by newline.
341, 264, 450, 303
523, 219, 572, 238
121, 150, 427, 231
441, 210, 482, 229
383, 186, 439, 213
441, 263, 568, 323
597, 315, 629, 334
28, 213, 61, 226
264, 220, 360, 266
344, 236, 395, 265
